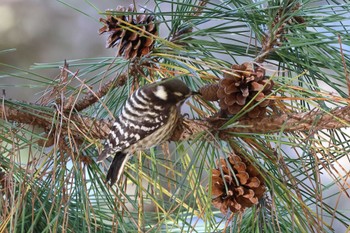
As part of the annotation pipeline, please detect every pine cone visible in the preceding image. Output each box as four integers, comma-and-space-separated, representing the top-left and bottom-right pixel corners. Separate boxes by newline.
211, 151, 266, 215
217, 62, 273, 118
99, 5, 158, 59
198, 83, 219, 101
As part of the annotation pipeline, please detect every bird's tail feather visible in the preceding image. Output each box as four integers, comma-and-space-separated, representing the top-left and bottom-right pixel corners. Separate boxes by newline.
106, 152, 130, 185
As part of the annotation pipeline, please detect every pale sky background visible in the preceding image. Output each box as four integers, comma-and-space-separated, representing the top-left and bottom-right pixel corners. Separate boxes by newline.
0, 0, 149, 100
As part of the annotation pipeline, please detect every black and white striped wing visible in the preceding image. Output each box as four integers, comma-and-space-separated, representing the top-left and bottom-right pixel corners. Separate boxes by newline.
97, 89, 170, 161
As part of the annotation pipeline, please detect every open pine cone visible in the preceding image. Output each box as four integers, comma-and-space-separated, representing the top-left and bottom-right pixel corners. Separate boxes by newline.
99, 5, 157, 59
211, 151, 266, 215
199, 62, 274, 118
218, 62, 273, 118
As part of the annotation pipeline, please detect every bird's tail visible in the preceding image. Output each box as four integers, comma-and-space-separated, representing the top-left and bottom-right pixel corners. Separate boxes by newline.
106, 152, 130, 185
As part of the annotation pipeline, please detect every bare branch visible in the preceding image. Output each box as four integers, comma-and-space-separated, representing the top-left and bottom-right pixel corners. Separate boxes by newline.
0, 102, 110, 139
71, 73, 128, 112
171, 106, 350, 141
2, 101, 350, 144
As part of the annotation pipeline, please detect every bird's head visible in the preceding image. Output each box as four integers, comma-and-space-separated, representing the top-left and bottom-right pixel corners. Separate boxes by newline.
147, 79, 195, 104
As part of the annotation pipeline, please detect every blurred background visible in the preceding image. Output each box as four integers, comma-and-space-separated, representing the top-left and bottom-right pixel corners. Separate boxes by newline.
0, 0, 151, 100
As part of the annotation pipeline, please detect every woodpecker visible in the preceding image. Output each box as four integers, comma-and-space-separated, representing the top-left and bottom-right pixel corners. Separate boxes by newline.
98, 78, 194, 185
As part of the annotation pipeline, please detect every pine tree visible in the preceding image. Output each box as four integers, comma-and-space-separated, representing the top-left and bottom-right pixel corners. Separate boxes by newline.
1, 0, 350, 232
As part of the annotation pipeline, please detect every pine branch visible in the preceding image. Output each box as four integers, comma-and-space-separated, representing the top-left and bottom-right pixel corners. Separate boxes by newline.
255, 1, 305, 63
2, 100, 350, 143
71, 73, 128, 112
50, 60, 129, 113
172, 106, 350, 140
0, 102, 110, 140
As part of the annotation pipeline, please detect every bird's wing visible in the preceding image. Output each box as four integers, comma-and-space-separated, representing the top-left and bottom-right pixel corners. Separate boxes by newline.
97, 103, 173, 161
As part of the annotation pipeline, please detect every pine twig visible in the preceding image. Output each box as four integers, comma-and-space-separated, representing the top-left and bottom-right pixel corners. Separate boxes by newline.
2, 102, 350, 143
0, 102, 110, 140
171, 106, 350, 141
66, 73, 128, 112
192, 0, 208, 16
255, 2, 304, 63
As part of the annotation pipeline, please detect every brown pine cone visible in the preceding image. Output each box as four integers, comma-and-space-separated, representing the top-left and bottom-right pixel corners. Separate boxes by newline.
198, 83, 219, 101
99, 4, 158, 59
217, 62, 273, 118
211, 151, 266, 214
